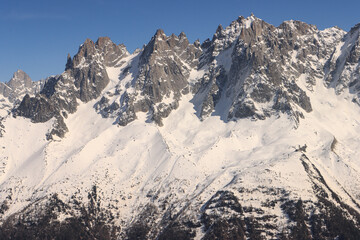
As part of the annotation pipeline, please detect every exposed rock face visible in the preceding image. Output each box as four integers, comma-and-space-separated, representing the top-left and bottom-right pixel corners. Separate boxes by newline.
136, 30, 201, 124
324, 24, 360, 102
17, 94, 56, 122
95, 29, 202, 126
195, 16, 346, 124
69, 37, 127, 102
192, 65, 227, 120
15, 37, 128, 139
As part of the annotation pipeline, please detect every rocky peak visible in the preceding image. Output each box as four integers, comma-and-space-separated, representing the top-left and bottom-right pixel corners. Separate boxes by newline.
200, 15, 270, 66
194, 39, 201, 48
141, 29, 200, 67
16, 37, 128, 139
71, 37, 128, 69
155, 28, 166, 37
140, 29, 169, 64
73, 39, 96, 63
197, 15, 328, 123
65, 53, 73, 70
0, 70, 45, 104
214, 24, 223, 36
104, 29, 203, 126
238, 17, 274, 45
349, 23, 360, 35
178, 31, 187, 40
96, 36, 112, 47
8, 69, 32, 90
66, 36, 128, 102
278, 20, 317, 39
95, 37, 128, 67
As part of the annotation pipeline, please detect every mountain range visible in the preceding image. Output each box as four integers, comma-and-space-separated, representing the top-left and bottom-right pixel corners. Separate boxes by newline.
1, 15, 360, 239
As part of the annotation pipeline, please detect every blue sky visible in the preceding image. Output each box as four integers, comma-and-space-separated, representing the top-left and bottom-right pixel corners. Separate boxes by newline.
1, 0, 359, 82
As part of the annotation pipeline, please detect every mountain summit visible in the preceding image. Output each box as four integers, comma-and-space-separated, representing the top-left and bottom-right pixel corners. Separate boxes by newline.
1, 15, 360, 239
0, 69, 44, 103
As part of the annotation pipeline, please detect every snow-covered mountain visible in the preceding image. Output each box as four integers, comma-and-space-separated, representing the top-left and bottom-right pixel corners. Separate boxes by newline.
1, 15, 360, 239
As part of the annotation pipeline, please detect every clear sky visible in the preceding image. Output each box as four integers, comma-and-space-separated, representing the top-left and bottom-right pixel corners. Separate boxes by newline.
1, 0, 359, 82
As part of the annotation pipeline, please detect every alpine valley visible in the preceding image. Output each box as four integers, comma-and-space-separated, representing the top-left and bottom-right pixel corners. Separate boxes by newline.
1, 15, 360, 239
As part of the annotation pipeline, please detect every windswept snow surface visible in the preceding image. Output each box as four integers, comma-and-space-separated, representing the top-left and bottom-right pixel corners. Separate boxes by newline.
1, 62, 360, 233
